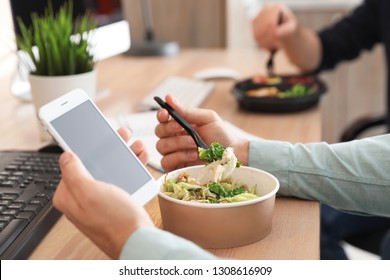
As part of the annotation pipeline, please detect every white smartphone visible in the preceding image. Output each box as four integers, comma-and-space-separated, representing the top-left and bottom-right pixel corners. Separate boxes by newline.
38, 89, 158, 206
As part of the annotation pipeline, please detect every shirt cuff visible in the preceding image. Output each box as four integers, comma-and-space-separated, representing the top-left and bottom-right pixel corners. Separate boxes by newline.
248, 139, 291, 196
119, 227, 218, 260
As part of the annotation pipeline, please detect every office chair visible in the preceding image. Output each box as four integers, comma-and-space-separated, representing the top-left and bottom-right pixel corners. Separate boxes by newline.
339, 113, 390, 257
340, 114, 388, 142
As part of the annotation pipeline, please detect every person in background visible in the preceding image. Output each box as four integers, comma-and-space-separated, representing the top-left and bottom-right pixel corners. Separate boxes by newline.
251, 0, 390, 259
54, 96, 390, 259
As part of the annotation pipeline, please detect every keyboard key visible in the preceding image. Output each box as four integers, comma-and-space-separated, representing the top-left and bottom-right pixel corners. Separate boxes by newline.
0, 215, 14, 223
1, 181, 17, 188
15, 187, 42, 204
139, 76, 214, 110
36, 190, 55, 200
29, 197, 49, 207
1, 194, 18, 200
0, 188, 23, 196
19, 166, 32, 172
12, 172, 26, 177
22, 204, 42, 214
0, 221, 8, 231
2, 209, 20, 217
16, 211, 36, 222
34, 179, 47, 185
0, 200, 12, 207
0, 219, 29, 255
7, 176, 23, 182
44, 183, 58, 191
7, 203, 25, 210
5, 165, 19, 171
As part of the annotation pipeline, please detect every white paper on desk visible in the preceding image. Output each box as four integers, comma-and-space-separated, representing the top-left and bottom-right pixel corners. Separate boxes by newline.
109, 111, 262, 172
109, 111, 164, 172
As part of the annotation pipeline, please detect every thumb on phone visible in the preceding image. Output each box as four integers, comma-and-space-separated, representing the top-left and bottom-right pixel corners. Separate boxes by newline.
59, 152, 94, 193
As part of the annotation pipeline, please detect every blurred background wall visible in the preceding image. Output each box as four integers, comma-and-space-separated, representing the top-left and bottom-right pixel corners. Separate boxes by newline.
1, 0, 385, 143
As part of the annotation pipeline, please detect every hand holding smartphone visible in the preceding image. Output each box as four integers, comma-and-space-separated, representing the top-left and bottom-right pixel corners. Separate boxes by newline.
39, 89, 158, 206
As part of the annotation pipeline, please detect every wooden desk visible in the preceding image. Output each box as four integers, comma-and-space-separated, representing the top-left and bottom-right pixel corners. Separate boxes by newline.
0, 49, 320, 259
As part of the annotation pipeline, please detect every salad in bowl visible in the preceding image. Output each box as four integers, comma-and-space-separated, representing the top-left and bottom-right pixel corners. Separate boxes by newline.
157, 143, 280, 248
162, 143, 259, 204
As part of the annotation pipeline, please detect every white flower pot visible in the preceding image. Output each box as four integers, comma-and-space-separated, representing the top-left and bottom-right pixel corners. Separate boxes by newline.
29, 69, 97, 141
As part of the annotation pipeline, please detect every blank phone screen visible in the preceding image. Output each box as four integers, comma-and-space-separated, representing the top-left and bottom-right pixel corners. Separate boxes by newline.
51, 100, 152, 193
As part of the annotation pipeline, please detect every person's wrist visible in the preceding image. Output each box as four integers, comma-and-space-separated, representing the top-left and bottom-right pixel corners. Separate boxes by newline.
111, 222, 155, 259
280, 21, 301, 47
234, 140, 249, 166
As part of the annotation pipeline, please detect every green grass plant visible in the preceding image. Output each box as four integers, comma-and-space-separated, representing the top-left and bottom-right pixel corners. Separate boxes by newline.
16, 1, 97, 76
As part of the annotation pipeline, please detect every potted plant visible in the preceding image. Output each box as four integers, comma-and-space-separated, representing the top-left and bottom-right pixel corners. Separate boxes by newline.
16, 1, 97, 139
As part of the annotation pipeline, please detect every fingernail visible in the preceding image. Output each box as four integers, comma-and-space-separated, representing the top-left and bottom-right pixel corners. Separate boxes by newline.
60, 152, 72, 167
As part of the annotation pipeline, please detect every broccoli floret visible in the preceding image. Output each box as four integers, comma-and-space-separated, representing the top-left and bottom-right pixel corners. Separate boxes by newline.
208, 182, 245, 198
198, 142, 242, 167
198, 142, 226, 163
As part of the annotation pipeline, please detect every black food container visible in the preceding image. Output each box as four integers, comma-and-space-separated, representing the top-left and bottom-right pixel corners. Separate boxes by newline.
232, 74, 327, 113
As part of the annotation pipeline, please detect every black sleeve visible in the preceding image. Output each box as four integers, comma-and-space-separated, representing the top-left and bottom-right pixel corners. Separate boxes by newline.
315, 0, 382, 72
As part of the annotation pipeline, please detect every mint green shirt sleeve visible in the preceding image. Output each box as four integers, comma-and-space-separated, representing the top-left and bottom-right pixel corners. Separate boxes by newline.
119, 227, 218, 260
248, 134, 390, 217
120, 134, 390, 259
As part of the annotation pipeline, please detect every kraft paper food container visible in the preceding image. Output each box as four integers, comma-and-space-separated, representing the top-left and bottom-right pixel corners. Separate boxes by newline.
157, 165, 280, 249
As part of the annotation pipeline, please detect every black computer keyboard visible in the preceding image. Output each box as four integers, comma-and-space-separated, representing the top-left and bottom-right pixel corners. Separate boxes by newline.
0, 151, 62, 259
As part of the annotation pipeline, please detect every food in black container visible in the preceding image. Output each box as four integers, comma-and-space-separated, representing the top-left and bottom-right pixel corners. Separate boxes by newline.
231, 74, 327, 113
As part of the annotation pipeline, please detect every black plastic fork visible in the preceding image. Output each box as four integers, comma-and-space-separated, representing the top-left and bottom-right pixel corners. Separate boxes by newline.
266, 12, 284, 76
154, 96, 208, 149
